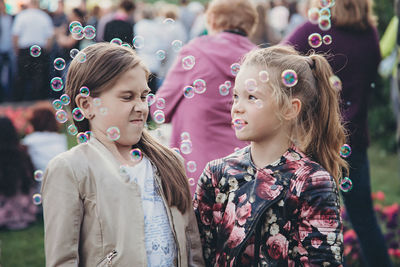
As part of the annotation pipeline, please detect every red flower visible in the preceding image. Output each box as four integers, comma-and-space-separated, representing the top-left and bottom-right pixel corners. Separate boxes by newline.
227, 226, 246, 248
236, 202, 252, 226
266, 234, 289, 260
222, 202, 236, 232
372, 191, 385, 201
309, 208, 339, 233
343, 229, 357, 243
255, 170, 282, 200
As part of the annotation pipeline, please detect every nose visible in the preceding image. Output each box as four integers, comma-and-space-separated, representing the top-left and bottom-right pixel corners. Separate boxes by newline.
133, 99, 148, 113
231, 99, 244, 116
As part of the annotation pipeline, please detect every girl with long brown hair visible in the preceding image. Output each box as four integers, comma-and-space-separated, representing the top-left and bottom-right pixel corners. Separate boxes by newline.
194, 45, 347, 266
41, 43, 204, 266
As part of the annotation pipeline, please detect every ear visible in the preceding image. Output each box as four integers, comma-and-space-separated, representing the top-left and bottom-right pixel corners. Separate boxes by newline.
282, 98, 301, 121
75, 94, 94, 120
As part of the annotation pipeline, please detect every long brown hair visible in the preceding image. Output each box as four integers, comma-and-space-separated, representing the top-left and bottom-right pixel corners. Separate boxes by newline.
65, 43, 191, 213
241, 45, 349, 183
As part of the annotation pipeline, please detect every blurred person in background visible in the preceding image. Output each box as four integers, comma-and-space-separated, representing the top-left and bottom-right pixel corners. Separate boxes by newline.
152, 0, 258, 195
283, 0, 307, 37
12, 0, 54, 101
249, 0, 280, 46
0, 116, 38, 230
283, 0, 392, 266
179, 0, 196, 36
0, 0, 14, 102
268, 0, 289, 41
87, 5, 101, 30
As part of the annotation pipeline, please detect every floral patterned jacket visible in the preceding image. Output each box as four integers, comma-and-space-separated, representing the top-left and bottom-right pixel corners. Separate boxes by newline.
193, 145, 343, 267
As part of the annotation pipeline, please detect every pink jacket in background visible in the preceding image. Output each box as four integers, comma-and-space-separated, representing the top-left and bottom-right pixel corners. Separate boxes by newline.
152, 32, 256, 195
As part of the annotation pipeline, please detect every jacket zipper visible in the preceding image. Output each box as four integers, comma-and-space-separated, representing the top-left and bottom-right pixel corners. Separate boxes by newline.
98, 249, 117, 267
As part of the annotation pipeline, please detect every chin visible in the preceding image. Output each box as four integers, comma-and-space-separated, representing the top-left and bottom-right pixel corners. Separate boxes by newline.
235, 132, 251, 141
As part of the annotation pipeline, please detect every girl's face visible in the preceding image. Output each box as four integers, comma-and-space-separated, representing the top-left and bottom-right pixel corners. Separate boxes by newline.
90, 66, 150, 148
231, 66, 284, 144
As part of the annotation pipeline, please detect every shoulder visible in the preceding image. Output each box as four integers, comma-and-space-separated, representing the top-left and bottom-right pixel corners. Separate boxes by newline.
205, 146, 251, 175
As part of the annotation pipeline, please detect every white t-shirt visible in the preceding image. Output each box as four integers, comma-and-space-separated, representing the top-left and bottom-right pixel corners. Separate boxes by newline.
12, 8, 54, 49
125, 157, 177, 267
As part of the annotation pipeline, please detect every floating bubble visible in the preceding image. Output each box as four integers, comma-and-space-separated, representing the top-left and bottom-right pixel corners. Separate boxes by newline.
67, 124, 78, 136
54, 58, 66, 71
30, 45, 41, 57
187, 161, 197, 173
231, 63, 241, 76
146, 93, 156, 106
121, 43, 131, 48
130, 148, 143, 162
319, 16, 331, 31
60, 94, 70, 105
77, 132, 89, 144
34, 170, 43, 182
156, 50, 166, 60
106, 126, 121, 141
245, 78, 258, 92
80, 86, 90, 97
319, 0, 333, 8
50, 77, 64, 91
72, 107, 85, 121
219, 84, 229, 96
163, 18, 175, 25
340, 144, 352, 158
188, 178, 196, 187
171, 40, 183, 52
340, 177, 353, 192
100, 107, 108, 116
93, 97, 101, 106
156, 98, 166, 109
71, 25, 83, 34
225, 81, 232, 88
323, 35, 332, 45
180, 140, 192, 154
329, 75, 342, 91
319, 8, 331, 18
259, 70, 269, 83
133, 36, 144, 49
110, 38, 123, 46
308, 33, 322, 48
85, 131, 92, 139
232, 118, 246, 130
193, 79, 206, 94
69, 21, 82, 33
55, 110, 68, 123
182, 55, 195, 70
52, 99, 63, 110
183, 86, 195, 98
76, 52, 87, 63
180, 132, 191, 141
153, 110, 165, 124
32, 193, 42, 205
70, 48, 79, 59
281, 69, 298, 87
308, 8, 320, 24
255, 99, 264, 109
72, 29, 84, 40
83, 25, 96, 39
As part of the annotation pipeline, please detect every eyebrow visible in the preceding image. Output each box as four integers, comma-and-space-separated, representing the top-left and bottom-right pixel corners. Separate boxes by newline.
119, 88, 151, 95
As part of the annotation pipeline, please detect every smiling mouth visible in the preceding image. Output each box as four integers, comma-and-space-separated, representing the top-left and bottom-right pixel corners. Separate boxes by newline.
231, 118, 247, 130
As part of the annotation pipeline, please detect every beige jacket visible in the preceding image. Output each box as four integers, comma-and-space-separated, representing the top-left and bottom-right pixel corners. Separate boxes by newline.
42, 138, 205, 267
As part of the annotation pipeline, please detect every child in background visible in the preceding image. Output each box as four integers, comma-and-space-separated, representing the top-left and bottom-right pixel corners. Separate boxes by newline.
42, 43, 204, 266
194, 45, 347, 266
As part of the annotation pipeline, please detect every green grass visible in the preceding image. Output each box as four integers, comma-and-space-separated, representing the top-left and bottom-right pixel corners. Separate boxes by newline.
0, 144, 399, 266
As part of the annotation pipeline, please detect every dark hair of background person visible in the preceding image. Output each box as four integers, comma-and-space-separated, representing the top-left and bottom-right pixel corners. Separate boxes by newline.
72, 7, 86, 22
29, 106, 59, 132
120, 0, 136, 12
0, 117, 34, 197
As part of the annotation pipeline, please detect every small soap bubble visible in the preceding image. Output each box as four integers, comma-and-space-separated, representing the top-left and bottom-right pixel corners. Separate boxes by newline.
67, 124, 78, 136
76, 52, 87, 63
110, 38, 123, 46
121, 43, 131, 48
329, 75, 342, 91
60, 94, 70, 105
80, 86, 90, 97
70, 48, 79, 59
146, 93, 156, 106
259, 70, 269, 83
52, 99, 63, 110
318, 16, 331, 31
340, 177, 353, 192
255, 99, 264, 109
93, 97, 101, 106
71, 25, 83, 34
30, 45, 41, 57
180, 132, 191, 141
308, 33, 322, 48
319, 0, 333, 8
281, 69, 298, 87
72, 30, 84, 40
245, 78, 258, 92
171, 40, 183, 52
133, 36, 145, 49
83, 25, 96, 39
50, 77, 64, 91
187, 161, 197, 173
72, 107, 85, 121
163, 18, 175, 25
308, 8, 320, 24
219, 84, 229, 96
183, 86, 195, 98
77, 132, 89, 144
232, 118, 246, 130
193, 79, 206, 94
323, 35, 332, 45
55, 110, 68, 123
230, 63, 241, 76
153, 110, 165, 124
100, 107, 108, 116
85, 131, 92, 139
225, 81, 232, 88
32, 193, 42, 205
156, 98, 166, 109
34, 170, 43, 182
54, 58, 66, 71
371, 83, 376, 88
340, 144, 352, 158
188, 178, 196, 187
182, 55, 196, 70
106, 126, 121, 141
69, 21, 82, 33
130, 148, 143, 162
156, 50, 166, 60
180, 140, 193, 154
319, 8, 331, 18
